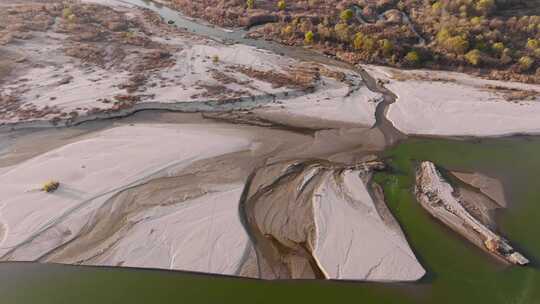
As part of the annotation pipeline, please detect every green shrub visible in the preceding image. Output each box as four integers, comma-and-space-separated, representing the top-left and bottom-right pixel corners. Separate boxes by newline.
353, 33, 364, 50
281, 25, 294, 37
475, 0, 496, 15
334, 23, 351, 42
246, 0, 254, 9
62, 7, 73, 19
519, 56, 534, 71
465, 49, 482, 65
444, 36, 469, 54
492, 42, 504, 54
405, 50, 421, 64
340, 9, 353, 23
379, 39, 394, 57
277, 0, 286, 10
527, 38, 539, 50
362, 37, 375, 52
436, 27, 451, 43
42, 180, 60, 193
432, 1, 443, 12
304, 31, 314, 44
470, 16, 484, 25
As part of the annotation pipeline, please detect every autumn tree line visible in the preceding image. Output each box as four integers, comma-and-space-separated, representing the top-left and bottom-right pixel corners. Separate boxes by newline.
247, 0, 539, 82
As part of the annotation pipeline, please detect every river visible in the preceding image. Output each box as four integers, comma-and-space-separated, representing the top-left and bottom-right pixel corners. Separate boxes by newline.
0, 0, 539, 303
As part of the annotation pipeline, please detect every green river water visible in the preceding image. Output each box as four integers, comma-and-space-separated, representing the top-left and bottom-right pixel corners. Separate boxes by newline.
1, 136, 539, 304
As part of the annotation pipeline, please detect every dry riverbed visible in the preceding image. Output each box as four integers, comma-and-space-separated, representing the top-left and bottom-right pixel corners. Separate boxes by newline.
0, 0, 381, 129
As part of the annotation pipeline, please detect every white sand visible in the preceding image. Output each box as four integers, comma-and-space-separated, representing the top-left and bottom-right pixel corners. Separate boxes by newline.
0, 124, 253, 265
90, 184, 251, 274
257, 79, 382, 128
365, 65, 540, 136
312, 170, 425, 281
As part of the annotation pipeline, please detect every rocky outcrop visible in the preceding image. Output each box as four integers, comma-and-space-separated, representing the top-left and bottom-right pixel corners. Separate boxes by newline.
415, 161, 529, 266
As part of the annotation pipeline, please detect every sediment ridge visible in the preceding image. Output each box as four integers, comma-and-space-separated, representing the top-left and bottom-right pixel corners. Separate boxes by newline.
415, 161, 529, 266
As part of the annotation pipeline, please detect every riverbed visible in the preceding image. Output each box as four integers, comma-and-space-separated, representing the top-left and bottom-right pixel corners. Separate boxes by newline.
1, 136, 539, 303
1, 0, 539, 302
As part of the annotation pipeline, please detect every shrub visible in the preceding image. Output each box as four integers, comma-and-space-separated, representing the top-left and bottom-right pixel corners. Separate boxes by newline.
353, 32, 364, 50
62, 7, 73, 19
527, 38, 539, 50
475, 0, 496, 16
277, 0, 286, 11
465, 49, 482, 65
334, 23, 351, 42
518, 56, 534, 71
470, 16, 483, 25
405, 50, 421, 65
362, 37, 376, 52
444, 36, 469, 54
304, 31, 314, 44
431, 1, 443, 12
246, 0, 254, 9
281, 25, 294, 37
379, 39, 394, 57
42, 180, 60, 193
436, 27, 451, 43
340, 9, 354, 23
212, 55, 219, 63
492, 42, 504, 54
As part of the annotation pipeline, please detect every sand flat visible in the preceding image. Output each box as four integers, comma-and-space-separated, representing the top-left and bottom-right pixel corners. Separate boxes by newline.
365, 65, 540, 137
312, 170, 425, 281
0, 124, 253, 259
